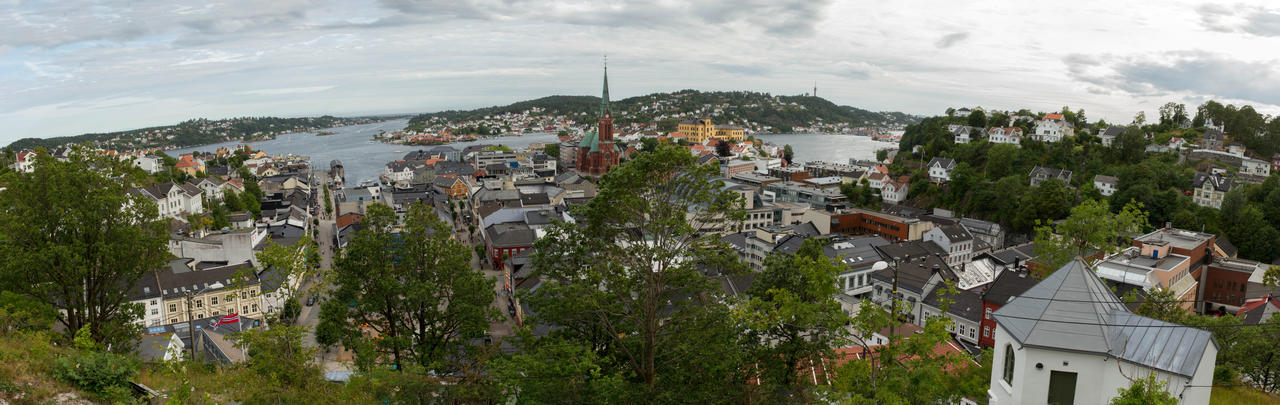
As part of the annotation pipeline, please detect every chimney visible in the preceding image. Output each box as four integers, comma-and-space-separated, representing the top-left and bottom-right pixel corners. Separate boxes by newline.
932, 264, 940, 274
1165, 221, 1172, 230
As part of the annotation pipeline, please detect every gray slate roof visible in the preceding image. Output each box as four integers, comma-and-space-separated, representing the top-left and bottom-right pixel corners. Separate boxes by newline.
927, 157, 956, 170
993, 259, 1215, 378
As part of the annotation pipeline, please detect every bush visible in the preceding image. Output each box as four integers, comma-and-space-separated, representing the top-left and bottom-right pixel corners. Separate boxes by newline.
53, 351, 138, 399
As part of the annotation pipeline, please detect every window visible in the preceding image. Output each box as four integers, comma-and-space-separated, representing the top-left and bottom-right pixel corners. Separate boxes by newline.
1003, 345, 1015, 386
197, 313, 204, 319
986, 307, 993, 320
211, 297, 218, 305
243, 305, 249, 314
969, 328, 975, 339
169, 304, 177, 312
983, 326, 990, 337
171, 318, 178, 324
195, 299, 203, 308
251, 304, 258, 313
151, 309, 158, 315
227, 294, 234, 302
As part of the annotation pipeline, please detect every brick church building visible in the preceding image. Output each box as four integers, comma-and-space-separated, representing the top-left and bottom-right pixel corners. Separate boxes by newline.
576, 64, 620, 177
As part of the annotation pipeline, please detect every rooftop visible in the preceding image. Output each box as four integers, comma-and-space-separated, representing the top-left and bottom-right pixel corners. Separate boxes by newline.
1134, 227, 1213, 251
993, 259, 1215, 378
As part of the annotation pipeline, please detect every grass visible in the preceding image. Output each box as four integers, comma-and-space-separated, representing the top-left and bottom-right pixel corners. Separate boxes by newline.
0, 331, 84, 403
1211, 385, 1280, 405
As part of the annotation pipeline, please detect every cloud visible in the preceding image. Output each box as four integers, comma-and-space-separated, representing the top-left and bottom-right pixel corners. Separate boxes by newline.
1065, 51, 1280, 106
392, 68, 556, 80
707, 63, 770, 76
1195, 3, 1280, 36
934, 32, 969, 49
236, 86, 336, 96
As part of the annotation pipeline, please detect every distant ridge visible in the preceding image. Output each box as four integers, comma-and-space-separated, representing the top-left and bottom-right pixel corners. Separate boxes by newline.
407, 90, 920, 133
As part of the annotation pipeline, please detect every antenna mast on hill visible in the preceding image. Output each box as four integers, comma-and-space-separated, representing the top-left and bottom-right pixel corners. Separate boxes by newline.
813, 82, 817, 98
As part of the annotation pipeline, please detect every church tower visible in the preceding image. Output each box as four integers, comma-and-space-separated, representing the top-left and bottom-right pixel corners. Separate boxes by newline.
597, 61, 614, 142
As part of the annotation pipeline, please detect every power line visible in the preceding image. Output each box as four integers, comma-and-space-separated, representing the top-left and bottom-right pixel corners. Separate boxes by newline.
991, 312, 1279, 328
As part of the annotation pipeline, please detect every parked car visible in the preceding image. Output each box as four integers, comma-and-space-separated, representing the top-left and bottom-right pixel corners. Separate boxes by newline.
306, 295, 317, 306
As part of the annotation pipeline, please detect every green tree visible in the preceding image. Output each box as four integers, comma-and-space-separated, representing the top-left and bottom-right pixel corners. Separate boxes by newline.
876, 148, 890, 162
715, 139, 733, 157
1109, 375, 1177, 405
739, 238, 849, 401
783, 144, 795, 164
319, 202, 496, 373
0, 150, 167, 349
515, 145, 749, 401
967, 109, 987, 128
1034, 199, 1149, 271
235, 325, 320, 389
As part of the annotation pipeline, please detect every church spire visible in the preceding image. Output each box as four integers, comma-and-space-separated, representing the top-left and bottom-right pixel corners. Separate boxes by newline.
600, 55, 610, 118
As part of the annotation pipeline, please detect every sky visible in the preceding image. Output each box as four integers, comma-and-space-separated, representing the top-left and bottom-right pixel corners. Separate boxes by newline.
4, 0, 1280, 144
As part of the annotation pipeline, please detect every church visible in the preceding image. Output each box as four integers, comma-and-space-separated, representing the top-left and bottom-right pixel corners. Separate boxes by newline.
575, 64, 620, 177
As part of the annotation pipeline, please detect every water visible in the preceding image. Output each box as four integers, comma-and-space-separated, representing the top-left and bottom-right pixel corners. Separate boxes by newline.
752, 133, 899, 164
170, 119, 560, 188
169, 119, 897, 186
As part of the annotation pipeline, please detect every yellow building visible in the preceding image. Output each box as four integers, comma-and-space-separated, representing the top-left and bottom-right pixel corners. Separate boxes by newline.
676, 118, 745, 144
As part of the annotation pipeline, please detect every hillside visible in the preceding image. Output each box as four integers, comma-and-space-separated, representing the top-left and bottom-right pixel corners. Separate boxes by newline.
7, 116, 383, 152
405, 90, 919, 133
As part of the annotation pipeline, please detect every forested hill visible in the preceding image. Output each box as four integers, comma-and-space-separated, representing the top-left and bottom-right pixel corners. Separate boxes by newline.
406, 90, 920, 133
7, 116, 382, 152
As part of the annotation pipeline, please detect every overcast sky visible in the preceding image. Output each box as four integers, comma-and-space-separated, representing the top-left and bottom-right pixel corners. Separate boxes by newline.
4, 0, 1280, 144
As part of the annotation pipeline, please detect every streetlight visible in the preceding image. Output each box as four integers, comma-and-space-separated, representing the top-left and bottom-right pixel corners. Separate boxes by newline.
185, 284, 213, 361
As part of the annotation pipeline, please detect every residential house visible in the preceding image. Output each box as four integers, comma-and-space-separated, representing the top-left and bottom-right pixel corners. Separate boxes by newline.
188, 178, 227, 201
987, 127, 1023, 146
1092, 175, 1118, 197
1272, 153, 1280, 173
1099, 126, 1125, 147
1032, 113, 1073, 142
131, 182, 205, 220
881, 176, 910, 204
175, 154, 205, 176
153, 261, 269, 326
948, 125, 979, 144
1191, 172, 1233, 209
927, 157, 957, 183
988, 260, 1216, 405
433, 176, 470, 199
960, 217, 1005, 250
866, 172, 887, 193
13, 150, 37, 172
1028, 166, 1071, 187
920, 287, 984, 346
384, 160, 419, 184
1203, 129, 1225, 150
1241, 157, 1270, 178
869, 254, 957, 325
924, 224, 976, 268
133, 155, 164, 174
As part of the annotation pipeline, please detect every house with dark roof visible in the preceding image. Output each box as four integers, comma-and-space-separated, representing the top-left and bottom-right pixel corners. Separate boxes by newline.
483, 222, 536, 269
921, 287, 985, 346
924, 224, 975, 268
989, 260, 1217, 405
1191, 172, 1233, 209
1028, 166, 1071, 187
868, 254, 956, 325
1099, 126, 1125, 147
927, 157, 957, 183
1092, 174, 1118, 197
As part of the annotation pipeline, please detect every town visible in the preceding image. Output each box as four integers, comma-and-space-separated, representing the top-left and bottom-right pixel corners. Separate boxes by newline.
3, 61, 1280, 404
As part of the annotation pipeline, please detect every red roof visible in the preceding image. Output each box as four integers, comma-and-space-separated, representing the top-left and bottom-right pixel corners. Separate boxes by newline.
1043, 113, 1064, 120
1237, 294, 1280, 316
16, 151, 36, 162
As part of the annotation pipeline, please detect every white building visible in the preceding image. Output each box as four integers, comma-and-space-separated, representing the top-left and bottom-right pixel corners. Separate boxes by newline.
131, 182, 205, 220
133, 155, 164, 174
1032, 113, 1073, 143
1093, 175, 1118, 197
881, 177, 909, 204
924, 224, 975, 268
989, 260, 1217, 405
1192, 173, 1233, 209
384, 160, 417, 184
1241, 157, 1271, 178
13, 151, 37, 173
927, 157, 957, 183
988, 127, 1023, 146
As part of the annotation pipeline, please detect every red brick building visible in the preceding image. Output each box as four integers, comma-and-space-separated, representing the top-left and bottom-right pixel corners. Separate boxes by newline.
575, 64, 620, 177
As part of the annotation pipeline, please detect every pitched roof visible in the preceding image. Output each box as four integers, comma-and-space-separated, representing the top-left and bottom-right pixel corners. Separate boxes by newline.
923, 286, 984, 322
1093, 174, 1119, 185
927, 157, 956, 170
1192, 172, 1233, 192
933, 224, 973, 243
982, 269, 1040, 306
993, 259, 1215, 378
1101, 126, 1126, 137
1237, 295, 1280, 325
1029, 166, 1072, 182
